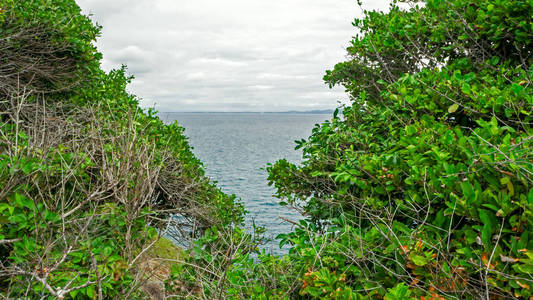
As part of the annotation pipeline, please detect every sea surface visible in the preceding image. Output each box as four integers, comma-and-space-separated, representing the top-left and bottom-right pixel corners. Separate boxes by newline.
160, 113, 330, 254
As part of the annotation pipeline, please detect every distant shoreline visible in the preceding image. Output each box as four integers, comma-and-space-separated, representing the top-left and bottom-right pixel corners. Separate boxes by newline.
158, 109, 336, 114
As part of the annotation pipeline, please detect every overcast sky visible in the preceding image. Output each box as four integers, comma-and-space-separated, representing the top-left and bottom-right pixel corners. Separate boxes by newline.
76, 0, 391, 112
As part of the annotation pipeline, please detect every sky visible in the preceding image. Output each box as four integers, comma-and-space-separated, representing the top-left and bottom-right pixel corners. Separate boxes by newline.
76, 0, 391, 112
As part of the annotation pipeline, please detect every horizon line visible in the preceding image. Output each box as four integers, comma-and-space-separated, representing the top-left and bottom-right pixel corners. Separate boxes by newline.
156, 109, 336, 114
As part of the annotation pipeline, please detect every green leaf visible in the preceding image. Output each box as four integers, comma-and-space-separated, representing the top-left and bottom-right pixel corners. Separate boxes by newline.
409, 253, 428, 266
86, 285, 95, 298
448, 103, 459, 113
500, 177, 510, 185
479, 209, 496, 245
0, 203, 11, 214
15, 194, 35, 211
489, 56, 500, 66
461, 83, 471, 94
511, 83, 524, 95
482, 204, 499, 212
69, 290, 79, 298
516, 264, 533, 274
21, 162, 33, 175
385, 283, 412, 300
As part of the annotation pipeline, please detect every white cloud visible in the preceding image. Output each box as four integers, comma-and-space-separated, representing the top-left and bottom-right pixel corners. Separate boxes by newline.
248, 85, 275, 90
77, 0, 391, 112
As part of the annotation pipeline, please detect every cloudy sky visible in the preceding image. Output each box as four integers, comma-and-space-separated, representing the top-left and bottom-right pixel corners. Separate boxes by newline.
76, 0, 391, 112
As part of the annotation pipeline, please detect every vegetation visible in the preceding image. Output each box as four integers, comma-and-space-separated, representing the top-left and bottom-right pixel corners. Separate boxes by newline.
0, 0, 243, 298
265, 0, 533, 298
1, 0, 531, 299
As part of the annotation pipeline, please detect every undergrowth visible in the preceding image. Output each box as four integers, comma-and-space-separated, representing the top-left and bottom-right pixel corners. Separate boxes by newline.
1, 0, 532, 299
0, 1, 243, 298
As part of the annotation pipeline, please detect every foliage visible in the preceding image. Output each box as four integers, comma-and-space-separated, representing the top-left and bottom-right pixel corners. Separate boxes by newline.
267, 0, 533, 298
0, 0, 243, 298
2, 0, 532, 298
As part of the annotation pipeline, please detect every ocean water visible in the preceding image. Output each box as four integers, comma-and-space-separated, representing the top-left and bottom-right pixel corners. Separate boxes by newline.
160, 113, 330, 254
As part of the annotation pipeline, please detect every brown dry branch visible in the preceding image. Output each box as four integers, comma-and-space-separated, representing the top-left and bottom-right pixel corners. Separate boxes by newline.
0, 19, 80, 98
0, 78, 216, 297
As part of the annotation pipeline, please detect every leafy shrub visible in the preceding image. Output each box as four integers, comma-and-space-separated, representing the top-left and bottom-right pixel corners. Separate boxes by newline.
268, 0, 532, 298
3, 0, 532, 298
0, 1, 243, 298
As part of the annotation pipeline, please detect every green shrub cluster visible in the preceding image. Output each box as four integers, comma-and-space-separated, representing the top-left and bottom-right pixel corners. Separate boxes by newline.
1, 0, 532, 299
264, 0, 532, 298
0, 0, 243, 298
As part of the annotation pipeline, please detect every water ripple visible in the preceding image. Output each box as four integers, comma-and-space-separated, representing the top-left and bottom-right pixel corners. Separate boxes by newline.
161, 113, 330, 255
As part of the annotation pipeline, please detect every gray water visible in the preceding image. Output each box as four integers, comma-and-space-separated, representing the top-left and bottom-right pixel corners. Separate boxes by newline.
160, 113, 330, 254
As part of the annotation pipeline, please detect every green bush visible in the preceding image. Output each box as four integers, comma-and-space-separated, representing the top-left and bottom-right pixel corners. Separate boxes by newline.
3, 0, 531, 298
0, 1, 243, 298
268, 0, 532, 298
